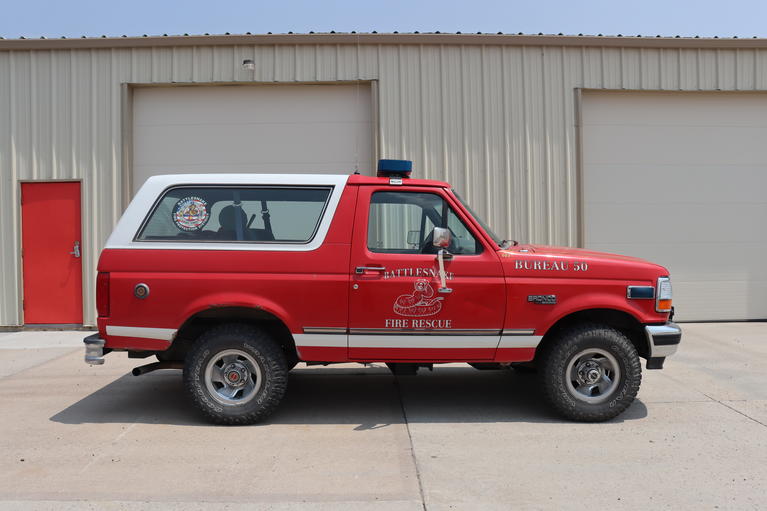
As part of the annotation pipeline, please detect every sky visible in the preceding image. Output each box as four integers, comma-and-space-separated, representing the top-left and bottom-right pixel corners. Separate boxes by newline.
1, 0, 766, 40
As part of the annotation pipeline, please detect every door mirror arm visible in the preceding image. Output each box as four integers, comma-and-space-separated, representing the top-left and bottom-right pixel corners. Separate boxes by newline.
430, 227, 454, 293
436, 249, 453, 294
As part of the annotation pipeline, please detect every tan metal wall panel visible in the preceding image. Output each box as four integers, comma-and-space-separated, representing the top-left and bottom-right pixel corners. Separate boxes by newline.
3, 41, 767, 325
0, 51, 16, 324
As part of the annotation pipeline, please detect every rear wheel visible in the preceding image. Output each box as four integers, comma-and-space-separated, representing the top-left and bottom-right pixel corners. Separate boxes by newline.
184, 324, 288, 425
540, 324, 641, 422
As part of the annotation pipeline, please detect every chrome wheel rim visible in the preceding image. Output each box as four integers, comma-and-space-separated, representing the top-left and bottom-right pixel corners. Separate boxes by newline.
205, 349, 262, 406
565, 348, 620, 404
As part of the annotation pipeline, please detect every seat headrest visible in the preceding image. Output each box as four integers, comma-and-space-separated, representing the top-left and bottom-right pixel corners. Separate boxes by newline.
218, 205, 247, 231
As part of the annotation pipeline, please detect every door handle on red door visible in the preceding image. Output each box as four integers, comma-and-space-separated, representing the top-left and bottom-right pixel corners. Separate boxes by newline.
355, 266, 386, 274
69, 241, 81, 258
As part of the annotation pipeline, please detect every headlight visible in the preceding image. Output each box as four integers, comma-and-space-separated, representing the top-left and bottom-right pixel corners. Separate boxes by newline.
656, 277, 672, 313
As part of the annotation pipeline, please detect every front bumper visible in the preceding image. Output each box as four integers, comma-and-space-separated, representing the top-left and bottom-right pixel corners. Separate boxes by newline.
84, 333, 106, 365
644, 322, 681, 369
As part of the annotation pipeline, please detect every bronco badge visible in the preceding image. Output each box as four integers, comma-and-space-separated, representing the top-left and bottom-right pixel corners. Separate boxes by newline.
528, 295, 557, 305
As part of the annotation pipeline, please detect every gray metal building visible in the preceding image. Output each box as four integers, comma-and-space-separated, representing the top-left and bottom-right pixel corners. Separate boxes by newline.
2, 32, 766, 326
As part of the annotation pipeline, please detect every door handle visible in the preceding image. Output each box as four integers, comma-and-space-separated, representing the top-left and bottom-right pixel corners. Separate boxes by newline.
355, 266, 386, 274
69, 241, 81, 258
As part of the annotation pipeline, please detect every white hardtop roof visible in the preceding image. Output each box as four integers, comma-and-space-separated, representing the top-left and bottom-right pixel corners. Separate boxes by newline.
140, 173, 351, 188
105, 173, 350, 251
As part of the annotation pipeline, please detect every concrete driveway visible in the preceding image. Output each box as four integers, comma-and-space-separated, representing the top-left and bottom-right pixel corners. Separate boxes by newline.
0, 323, 765, 510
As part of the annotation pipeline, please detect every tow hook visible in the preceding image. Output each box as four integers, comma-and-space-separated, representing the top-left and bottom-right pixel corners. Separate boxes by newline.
132, 361, 184, 376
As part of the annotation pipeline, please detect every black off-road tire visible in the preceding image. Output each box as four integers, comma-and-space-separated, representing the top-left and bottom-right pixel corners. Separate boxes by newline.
510, 362, 537, 374
539, 324, 641, 422
184, 324, 288, 425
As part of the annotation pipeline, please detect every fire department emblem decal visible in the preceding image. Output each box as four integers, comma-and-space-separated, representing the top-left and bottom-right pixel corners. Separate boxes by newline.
172, 196, 210, 231
393, 279, 444, 317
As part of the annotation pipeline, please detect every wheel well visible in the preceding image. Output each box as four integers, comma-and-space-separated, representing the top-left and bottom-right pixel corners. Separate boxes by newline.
536, 309, 648, 360
164, 307, 298, 365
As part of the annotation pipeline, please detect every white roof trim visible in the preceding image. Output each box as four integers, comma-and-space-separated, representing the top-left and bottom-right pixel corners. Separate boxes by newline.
105, 174, 351, 251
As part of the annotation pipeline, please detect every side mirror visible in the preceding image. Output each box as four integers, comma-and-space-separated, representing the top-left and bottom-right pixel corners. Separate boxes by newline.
406, 230, 420, 247
432, 227, 451, 248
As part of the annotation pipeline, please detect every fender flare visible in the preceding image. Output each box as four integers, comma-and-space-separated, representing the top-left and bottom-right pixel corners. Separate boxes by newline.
176, 292, 298, 333
537, 293, 646, 335
534, 295, 649, 357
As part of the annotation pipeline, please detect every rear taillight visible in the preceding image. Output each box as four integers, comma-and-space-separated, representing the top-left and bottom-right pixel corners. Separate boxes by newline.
96, 272, 110, 317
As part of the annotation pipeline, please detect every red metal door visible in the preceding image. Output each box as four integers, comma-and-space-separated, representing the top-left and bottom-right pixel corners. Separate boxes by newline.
21, 182, 83, 324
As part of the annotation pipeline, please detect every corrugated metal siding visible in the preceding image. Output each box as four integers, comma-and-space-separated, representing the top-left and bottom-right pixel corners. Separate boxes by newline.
2, 43, 767, 325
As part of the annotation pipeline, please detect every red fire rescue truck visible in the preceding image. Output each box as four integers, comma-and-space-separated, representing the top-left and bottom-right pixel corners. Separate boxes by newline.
84, 160, 680, 424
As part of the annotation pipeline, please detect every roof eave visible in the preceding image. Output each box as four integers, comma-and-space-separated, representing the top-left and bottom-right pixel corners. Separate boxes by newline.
1, 33, 766, 51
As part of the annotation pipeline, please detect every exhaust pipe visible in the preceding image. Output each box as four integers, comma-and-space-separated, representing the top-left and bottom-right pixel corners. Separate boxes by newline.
132, 361, 184, 376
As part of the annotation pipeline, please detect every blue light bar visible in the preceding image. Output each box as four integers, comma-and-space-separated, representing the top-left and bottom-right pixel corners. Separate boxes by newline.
377, 159, 412, 178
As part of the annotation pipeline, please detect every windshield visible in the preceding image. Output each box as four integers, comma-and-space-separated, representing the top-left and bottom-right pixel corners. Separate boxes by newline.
452, 190, 504, 247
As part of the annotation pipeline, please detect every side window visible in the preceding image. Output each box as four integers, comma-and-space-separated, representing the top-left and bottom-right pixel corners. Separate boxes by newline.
136, 186, 331, 243
367, 191, 482, 255
446, 208, 481, 255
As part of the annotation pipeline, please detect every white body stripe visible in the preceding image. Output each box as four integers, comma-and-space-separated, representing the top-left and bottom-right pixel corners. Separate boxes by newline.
105, 173, 350, 251
293, 333, 347, 348
106, 326, 177, 341
295, 334, 542, 350
497, 335, 543, 349
349, 335, 500, 349
103, 329, 537, 349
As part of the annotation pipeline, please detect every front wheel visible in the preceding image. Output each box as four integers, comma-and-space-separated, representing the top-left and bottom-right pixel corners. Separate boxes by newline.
184, 324, 288, 425
540, 324, 641, 422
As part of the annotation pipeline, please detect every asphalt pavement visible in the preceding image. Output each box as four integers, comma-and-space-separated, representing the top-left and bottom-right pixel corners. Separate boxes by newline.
0, 323, 765, 510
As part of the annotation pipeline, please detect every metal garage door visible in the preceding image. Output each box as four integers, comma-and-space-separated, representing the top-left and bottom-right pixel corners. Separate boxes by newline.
132, 83, 373, 193
582, 91, 767, 321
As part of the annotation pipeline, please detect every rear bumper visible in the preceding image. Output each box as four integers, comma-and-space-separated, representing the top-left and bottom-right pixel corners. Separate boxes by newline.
645, 322, 681, 359
84, 333, 106, 365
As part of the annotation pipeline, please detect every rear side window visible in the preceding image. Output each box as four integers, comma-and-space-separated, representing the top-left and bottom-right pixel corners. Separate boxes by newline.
136, 186, 332, 243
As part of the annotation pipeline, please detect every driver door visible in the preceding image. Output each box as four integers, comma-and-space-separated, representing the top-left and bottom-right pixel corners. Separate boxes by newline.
348, 186, 506, 361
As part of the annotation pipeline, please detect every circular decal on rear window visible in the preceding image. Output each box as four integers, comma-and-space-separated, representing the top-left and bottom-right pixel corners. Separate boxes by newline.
172, 196, 210, 231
